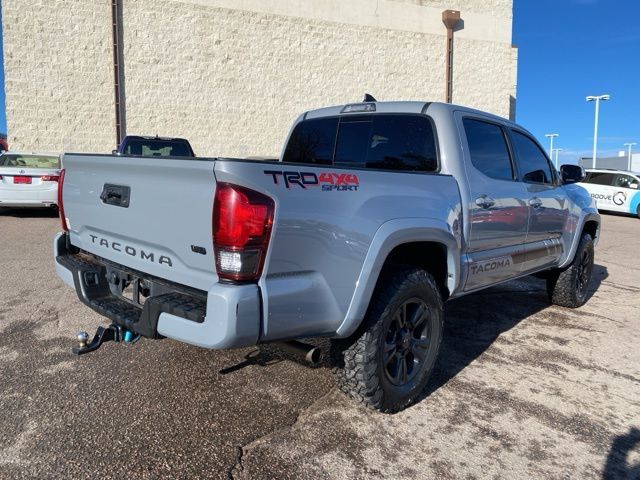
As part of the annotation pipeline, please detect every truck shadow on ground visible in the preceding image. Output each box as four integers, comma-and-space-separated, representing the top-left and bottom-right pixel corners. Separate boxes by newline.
423, 265, 608, 398
603, 427, 640, 480
249, 265, 608, 407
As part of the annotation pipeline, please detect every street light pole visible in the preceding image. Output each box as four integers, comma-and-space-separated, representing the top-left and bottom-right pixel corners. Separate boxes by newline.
553, 148, 563, 169
545, 133, 558, 160
623, 142, 637, 171
586, 94, 610, 169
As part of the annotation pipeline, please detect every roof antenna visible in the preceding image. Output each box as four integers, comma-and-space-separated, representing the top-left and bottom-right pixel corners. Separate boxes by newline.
363, 93, 377, 103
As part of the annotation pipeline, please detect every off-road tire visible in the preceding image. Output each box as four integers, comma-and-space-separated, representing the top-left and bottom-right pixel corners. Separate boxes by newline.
546, 233, 594, 308
332, 266, 443, 413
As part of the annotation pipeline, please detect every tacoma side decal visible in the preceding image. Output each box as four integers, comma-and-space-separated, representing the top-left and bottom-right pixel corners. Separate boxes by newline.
469, 257, 512, 275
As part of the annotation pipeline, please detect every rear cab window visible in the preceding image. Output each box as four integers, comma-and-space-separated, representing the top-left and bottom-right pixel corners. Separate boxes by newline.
123, 139, 194, 157
283, 114, 438, 172
282, 117, 337, 165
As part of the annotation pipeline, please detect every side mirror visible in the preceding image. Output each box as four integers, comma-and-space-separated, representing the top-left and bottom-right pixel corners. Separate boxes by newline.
630, 183, 638, 190
111, 149, 118, 155
560, 164, 585, 184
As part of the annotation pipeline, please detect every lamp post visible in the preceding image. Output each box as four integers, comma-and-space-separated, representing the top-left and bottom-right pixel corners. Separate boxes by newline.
545, 133, 559, 160
623, 142, 636, 171
552, 148, 563, 169
586, 94, 610, 169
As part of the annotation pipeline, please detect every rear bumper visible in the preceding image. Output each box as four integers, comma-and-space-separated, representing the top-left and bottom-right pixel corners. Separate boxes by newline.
53, 233, 261, 349
0, 188, 57, 207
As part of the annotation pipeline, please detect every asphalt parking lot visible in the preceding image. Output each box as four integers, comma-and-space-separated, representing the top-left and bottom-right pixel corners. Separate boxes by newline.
0, 210, 639, 479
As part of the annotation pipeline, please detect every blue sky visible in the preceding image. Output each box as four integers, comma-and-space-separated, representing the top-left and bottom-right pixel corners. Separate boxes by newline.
0, 1, 638, 164
513, 0, 640, 164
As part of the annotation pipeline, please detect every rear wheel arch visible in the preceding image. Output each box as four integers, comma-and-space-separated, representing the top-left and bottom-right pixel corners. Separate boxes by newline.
378, 241, 450, 301
336, 221, 460, 338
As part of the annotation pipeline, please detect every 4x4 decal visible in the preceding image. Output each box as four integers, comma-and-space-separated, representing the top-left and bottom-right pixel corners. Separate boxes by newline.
264, 170, 359, 191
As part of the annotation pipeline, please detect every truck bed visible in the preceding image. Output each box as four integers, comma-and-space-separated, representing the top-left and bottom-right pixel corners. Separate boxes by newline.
60, 153, 462, 343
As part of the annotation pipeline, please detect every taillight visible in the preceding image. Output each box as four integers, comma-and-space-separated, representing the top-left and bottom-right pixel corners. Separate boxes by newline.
58, 169, 68, 232
213, 183, 274, 282
41, 175, 60, 182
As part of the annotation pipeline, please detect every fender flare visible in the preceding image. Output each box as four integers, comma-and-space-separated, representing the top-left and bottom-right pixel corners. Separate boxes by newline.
558, 210, 601, 269
336, 218, 461, 338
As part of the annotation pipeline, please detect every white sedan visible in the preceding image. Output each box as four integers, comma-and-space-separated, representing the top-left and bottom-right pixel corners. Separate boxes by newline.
0, 153, 61, 208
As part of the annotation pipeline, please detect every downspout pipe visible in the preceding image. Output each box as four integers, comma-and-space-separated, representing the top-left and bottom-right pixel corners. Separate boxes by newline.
442, 10, 461, 104
111, 0, 126, 147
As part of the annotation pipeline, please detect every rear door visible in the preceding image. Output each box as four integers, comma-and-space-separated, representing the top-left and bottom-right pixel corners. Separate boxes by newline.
508, 129, 567, 272
458, 115, 529, 291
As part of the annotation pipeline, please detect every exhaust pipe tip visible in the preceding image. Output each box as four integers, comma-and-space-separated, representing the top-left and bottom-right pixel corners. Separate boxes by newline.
305, 347, 322, 365
277, 341, 323, 365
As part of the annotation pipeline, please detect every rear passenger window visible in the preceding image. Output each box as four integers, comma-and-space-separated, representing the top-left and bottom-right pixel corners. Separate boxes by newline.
583, 172, 615, 185
282, 117, 338, 165
463, 119, 514, 181
510, 131, 553, 184
283, 114, 438, 172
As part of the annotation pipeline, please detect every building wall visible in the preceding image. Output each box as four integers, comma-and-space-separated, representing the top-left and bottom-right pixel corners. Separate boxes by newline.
580, 154, 640, 172
3, 0, 516, 157
2, 0, 115, 153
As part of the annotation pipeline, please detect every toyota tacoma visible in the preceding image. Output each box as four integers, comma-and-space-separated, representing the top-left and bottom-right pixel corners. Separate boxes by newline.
54, 100, 600, 412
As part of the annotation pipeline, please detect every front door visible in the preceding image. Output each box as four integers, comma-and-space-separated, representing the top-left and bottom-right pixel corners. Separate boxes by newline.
508, 129, 567, 272
459, 115, 529, 291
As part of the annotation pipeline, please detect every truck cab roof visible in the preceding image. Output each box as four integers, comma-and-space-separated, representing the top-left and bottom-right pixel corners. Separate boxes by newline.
303, 100, 518, 127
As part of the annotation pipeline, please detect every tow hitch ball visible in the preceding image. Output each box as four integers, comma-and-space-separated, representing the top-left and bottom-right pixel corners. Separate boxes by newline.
72, 324, 139, 355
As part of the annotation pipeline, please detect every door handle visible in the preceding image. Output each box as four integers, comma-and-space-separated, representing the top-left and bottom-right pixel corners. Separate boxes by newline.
529, 197, 542, 208
475, 196, 495, 209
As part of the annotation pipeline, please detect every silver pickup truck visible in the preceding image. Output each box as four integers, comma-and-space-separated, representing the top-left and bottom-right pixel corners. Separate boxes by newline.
54, 101, 600, 412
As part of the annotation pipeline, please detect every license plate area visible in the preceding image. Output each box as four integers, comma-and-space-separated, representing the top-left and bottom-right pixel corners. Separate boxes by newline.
14, 176, 32, 184
120, 277, 150, 306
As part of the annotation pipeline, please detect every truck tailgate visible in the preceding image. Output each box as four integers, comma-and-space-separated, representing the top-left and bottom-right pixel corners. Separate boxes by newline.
61, 154, 217, 291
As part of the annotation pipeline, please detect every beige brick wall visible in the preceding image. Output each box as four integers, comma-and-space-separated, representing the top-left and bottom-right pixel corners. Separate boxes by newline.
391, 0, 512, 20
2, 0, 115, 153
122, 0, 448, 157
452, 38, 518, 120
2, 0, 517, 157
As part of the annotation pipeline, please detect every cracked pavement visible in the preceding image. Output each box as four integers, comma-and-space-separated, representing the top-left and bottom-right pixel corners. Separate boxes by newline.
1, 209, 639, 479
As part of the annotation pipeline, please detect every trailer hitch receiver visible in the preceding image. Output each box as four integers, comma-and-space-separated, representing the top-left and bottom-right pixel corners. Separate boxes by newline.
72, 324, 139, 355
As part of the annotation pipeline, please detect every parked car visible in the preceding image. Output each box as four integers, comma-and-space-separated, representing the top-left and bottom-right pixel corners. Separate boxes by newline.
54, 101, 600, 412
578, 168, 640, 218
114, 135, 195, 157
0, 152, 61, 208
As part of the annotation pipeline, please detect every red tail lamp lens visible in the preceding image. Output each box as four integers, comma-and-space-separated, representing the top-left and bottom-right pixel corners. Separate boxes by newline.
213, 183, 274, 281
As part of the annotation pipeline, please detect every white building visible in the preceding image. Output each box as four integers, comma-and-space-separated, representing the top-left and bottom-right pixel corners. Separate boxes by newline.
580, 153, 640, 173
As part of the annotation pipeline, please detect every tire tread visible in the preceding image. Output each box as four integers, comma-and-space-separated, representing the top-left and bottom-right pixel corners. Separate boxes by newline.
332, 266, 443, 413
